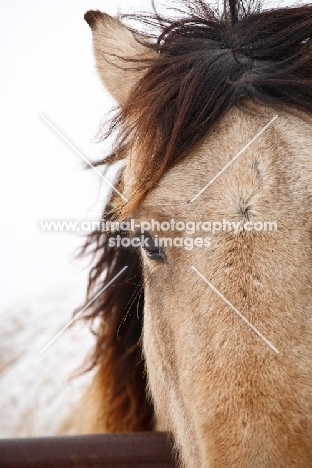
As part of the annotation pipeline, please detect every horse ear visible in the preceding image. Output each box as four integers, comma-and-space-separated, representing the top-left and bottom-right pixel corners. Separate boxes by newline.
84, 10, 155, 104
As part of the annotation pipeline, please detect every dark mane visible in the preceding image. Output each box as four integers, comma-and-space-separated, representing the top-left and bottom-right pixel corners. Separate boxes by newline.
80, 219, 154, 431
81, 0, 312, 431
111, 0, 312, 217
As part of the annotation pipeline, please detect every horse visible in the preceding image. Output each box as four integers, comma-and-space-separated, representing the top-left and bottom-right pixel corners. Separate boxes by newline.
80, 1, 312, 466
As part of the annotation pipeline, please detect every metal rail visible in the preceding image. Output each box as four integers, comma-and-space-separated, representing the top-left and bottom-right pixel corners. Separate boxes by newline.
0, 432, 175, 468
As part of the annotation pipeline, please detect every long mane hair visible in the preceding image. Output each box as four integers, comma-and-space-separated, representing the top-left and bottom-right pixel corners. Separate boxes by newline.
81, 0, 312, 431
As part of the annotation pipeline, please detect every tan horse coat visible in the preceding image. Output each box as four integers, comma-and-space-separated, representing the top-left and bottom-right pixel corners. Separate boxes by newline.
82, 7, 312, 467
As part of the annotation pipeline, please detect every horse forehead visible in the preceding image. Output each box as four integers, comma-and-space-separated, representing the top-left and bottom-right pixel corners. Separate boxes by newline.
133, 108, 312, 221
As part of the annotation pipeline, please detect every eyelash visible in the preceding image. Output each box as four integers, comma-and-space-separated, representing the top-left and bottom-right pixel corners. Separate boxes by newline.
133, 230, 167, 264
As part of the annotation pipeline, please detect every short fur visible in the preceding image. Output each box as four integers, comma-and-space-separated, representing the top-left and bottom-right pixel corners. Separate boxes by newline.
81, 1, 312, 466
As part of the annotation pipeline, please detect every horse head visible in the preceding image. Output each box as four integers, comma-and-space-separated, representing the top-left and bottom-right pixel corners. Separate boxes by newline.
83, 2, 312, 466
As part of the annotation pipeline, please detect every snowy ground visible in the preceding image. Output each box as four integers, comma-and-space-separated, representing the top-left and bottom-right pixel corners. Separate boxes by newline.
0, 278, 95, 438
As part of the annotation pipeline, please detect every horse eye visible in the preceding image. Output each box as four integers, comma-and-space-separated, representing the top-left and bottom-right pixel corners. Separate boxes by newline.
146, 248, 167, 263
134, 230, 167, 263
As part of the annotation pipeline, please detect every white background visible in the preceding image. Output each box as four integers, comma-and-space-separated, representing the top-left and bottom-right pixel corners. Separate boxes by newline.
0, 0, 151, 311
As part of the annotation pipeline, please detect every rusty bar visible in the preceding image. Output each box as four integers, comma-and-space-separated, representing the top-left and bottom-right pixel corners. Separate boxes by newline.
0, 432, 176, 468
